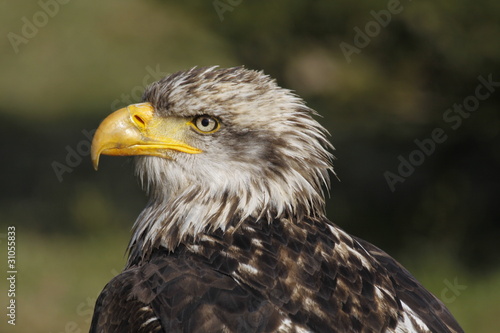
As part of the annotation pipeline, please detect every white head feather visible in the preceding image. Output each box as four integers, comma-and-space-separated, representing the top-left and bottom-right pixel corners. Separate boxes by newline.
128, 67, 334, 262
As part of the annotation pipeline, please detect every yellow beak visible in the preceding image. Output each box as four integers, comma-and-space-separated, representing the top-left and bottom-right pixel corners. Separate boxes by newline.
91, 102, 202, 170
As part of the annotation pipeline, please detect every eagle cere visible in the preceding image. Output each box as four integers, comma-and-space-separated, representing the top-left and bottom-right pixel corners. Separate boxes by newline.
89, 67, 463, 333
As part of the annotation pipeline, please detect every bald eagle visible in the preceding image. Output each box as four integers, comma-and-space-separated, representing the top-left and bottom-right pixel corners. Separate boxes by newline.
89, 67, 463, 333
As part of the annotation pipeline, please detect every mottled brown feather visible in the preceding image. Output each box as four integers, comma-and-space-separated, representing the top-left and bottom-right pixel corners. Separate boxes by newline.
91, 216, 464, 333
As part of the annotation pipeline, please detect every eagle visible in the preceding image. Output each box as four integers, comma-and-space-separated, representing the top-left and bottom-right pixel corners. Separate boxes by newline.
89, 66, 463, 333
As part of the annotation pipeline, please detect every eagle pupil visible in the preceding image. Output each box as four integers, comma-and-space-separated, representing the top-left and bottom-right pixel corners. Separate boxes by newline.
201, 118, 210, 127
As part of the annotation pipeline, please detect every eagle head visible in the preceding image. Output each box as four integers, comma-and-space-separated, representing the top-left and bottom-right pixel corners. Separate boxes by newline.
91, 66, 333, 258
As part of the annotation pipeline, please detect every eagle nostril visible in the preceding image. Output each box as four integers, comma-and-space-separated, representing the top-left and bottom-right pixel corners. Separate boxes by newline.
132, 114, 146, 129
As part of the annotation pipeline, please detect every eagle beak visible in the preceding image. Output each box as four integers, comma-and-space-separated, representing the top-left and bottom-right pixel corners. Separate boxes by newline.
91, 102, 202, 170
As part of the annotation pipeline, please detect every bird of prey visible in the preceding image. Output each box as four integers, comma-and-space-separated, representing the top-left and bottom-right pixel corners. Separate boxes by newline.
89, 66, 463, 333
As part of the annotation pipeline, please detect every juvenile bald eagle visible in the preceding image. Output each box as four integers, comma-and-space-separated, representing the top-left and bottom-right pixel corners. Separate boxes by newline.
89, 67, 463, 333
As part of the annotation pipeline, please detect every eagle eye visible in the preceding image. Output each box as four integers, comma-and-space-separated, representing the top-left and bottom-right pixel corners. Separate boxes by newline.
193, 116, 219, 133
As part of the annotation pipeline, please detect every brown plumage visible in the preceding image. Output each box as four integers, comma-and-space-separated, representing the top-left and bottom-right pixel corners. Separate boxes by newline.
89, 67, 463, 332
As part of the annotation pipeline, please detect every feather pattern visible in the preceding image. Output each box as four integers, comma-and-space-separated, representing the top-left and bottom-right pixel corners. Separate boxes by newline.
92, 216, 462, 333
90, 67, 463, 333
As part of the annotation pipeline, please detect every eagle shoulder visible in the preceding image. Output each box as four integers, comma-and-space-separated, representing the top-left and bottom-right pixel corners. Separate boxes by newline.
354, 237, 464, 333
89, 269, 164, 333
90, 248, 283, 333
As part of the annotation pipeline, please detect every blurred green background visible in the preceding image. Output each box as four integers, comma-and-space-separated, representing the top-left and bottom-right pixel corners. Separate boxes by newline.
1, 0, 499, 332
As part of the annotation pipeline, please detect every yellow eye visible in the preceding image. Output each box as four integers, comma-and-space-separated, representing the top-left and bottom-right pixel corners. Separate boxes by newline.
193, 116, 219, 133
